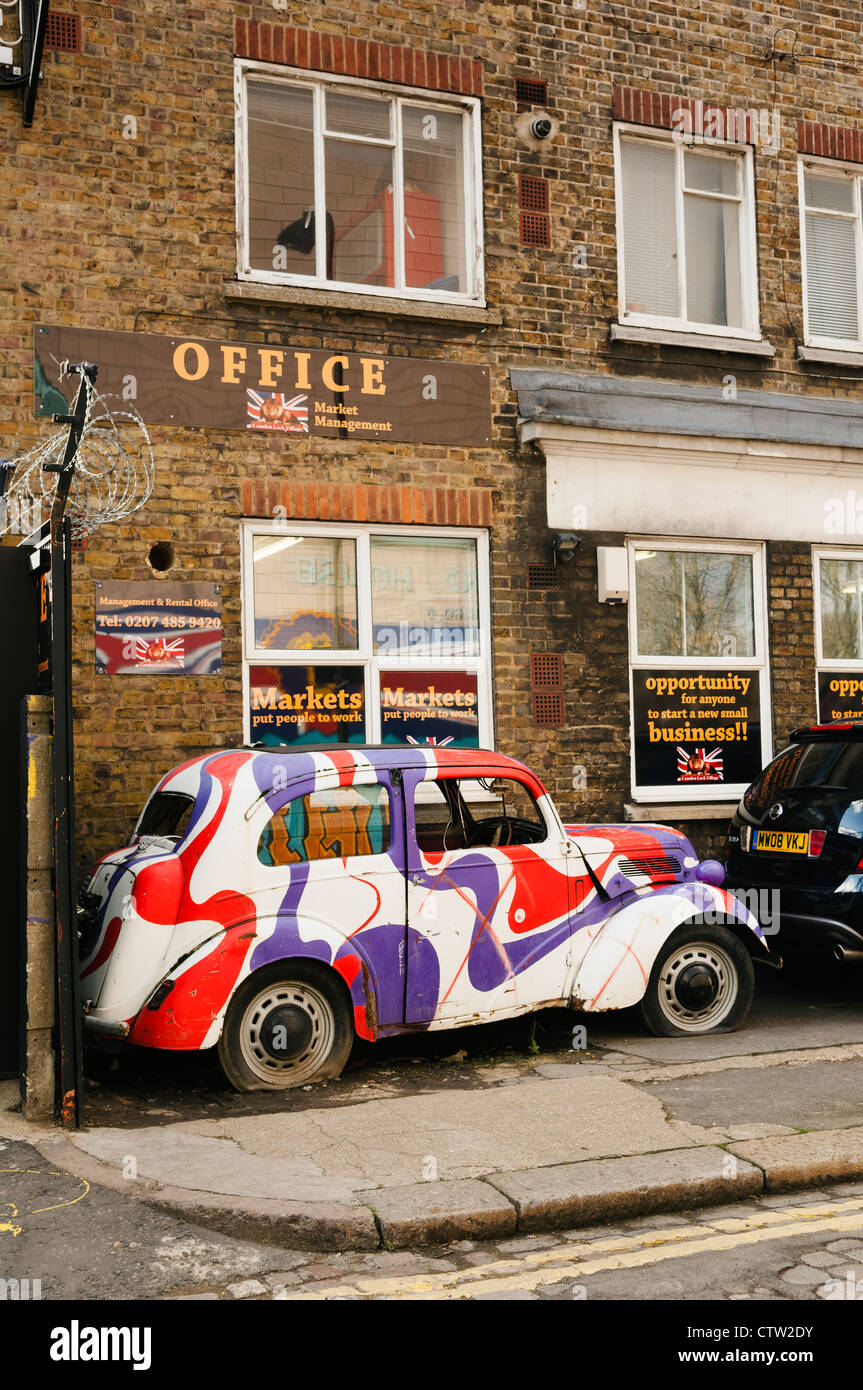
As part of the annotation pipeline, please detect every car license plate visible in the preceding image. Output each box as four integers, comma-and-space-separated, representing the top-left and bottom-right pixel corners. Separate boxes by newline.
753, 829, 810, 854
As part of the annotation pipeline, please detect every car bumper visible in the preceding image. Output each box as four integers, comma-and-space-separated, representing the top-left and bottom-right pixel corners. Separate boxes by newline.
765, 911, 863, 964
724, 874, 863, 963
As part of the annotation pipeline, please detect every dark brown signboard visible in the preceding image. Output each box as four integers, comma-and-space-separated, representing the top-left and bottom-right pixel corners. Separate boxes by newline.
817, 671, 863, 723
632, 667, 763, 790
34, 325, 492, 446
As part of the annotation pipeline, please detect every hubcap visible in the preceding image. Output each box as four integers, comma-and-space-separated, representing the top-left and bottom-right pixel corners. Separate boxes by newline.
656, 941, 738, 1033
238, 981, 335, 1086
674, 962, 719, 1010
259, 1004, 314, 1061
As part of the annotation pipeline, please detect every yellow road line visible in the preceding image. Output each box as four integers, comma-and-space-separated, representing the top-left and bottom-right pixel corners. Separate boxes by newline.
292, 1195, 863, 1300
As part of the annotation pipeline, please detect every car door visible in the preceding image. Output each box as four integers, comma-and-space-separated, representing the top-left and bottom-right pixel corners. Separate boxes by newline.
403, 767, 577, 1025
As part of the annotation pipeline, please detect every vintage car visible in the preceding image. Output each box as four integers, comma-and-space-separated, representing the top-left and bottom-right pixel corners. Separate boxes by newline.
79, 745, 771, 1091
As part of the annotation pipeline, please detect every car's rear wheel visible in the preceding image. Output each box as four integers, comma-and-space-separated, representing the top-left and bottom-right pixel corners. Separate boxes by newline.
217, 961, 354, 1092
637, 923, 754, 1036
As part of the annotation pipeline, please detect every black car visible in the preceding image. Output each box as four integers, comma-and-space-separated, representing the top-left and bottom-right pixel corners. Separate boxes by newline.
725, 721, 863, 966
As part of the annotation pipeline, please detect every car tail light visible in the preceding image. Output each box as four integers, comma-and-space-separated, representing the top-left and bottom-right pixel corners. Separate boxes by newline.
741, 825, 752, 852
808, 830, 826, 857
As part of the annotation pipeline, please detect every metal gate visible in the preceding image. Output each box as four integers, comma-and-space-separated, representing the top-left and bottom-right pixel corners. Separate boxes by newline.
0, 545, 37, 1077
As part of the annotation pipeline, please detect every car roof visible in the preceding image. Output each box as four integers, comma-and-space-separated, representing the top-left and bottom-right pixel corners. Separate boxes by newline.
163, 744, 542, 784
790, 720, 863, 742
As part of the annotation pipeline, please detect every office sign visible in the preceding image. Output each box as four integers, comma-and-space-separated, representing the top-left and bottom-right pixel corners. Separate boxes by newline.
35, 326, 492, 446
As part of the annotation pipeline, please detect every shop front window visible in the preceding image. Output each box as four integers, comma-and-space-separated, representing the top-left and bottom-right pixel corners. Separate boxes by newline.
628, 542, 769, 801
634, 548, 755, 660
814, 550, 863, 722
252, 534, 358, 650
243, 523, 491, 750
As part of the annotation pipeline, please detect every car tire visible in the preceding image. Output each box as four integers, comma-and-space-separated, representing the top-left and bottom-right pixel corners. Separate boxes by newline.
637, 922, 755, 1037
217, 960, 355, 1092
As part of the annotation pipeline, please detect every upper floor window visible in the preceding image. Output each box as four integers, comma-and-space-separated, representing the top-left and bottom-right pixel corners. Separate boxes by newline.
800, 162, 863, 349
614, 127, 759, 337
235, 61, 484, 304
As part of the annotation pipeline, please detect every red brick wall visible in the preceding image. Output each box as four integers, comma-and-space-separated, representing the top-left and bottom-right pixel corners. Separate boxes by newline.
240, 479, 493, 528
797, 119, 863, 162
234, 19, 482, 95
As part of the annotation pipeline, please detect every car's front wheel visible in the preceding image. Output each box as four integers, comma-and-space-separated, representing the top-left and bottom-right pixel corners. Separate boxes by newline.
217, 961, 354, 1092
637, 923, 754, 1036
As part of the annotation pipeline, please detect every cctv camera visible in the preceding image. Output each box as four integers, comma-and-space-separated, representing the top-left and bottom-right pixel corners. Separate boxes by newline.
516, 109, 560, 148
552, 532, 581, 565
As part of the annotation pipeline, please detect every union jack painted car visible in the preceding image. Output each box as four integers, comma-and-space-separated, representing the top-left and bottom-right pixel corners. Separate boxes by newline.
79, 745, 771, 1091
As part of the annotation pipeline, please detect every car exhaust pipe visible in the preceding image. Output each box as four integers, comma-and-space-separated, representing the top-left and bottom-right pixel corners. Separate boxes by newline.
834, 944, 863, 964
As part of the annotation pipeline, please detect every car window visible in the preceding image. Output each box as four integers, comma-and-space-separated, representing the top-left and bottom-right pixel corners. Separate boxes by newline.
258, 783, 391, 866
415, 777, 546, 854
137, 792, 195, 840
743, 740, 863, 815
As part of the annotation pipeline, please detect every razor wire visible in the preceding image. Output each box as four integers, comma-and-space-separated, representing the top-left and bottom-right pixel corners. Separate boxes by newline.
0, 370, 154, 541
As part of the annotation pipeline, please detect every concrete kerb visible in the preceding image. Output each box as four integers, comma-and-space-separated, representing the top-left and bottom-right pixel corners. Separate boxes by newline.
728, 1126, 863, 1194
21, 1126, 863, 1252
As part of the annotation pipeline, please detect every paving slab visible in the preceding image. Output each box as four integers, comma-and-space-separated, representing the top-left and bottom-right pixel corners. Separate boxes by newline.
486, 1146, 763, 1232
729, 1126, 863, 1191
646, 1059, 863, 1133
166, 1073, 709, 1187
68, 1127, 360, 1202
357, 1179, 517, 1247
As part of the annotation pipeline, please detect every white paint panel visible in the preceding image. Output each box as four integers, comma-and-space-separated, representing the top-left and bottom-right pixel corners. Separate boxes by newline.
539, 428, 863, 542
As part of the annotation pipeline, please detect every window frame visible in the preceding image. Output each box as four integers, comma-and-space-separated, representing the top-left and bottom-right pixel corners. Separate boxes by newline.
234, 58, 486, 306
240, 519, 494, 749
257, 776, 394, 867
799, 156, 863, 352
413, 773, 555, 855
613, 122, 761, 340
627, 537, 772, 803
813, 546, 863, 668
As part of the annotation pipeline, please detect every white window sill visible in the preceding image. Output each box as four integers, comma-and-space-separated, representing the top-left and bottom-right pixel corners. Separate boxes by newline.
625, 801, 739, 822
224, 280, 501, 326
797, 344, 863, 368
611, 323, 775, 357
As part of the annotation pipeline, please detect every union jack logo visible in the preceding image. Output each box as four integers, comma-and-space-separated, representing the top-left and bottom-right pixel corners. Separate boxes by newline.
133, 636, 185, 666
246, 391, 309, 433
677, 746, 723, 781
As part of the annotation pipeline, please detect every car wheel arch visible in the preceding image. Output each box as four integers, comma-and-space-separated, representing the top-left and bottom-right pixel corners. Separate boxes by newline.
570, 896, 765, 1013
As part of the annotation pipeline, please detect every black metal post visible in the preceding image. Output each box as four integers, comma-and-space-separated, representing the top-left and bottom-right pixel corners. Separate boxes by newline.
45, 365, 95, 1129
51, 515, 81, 1127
